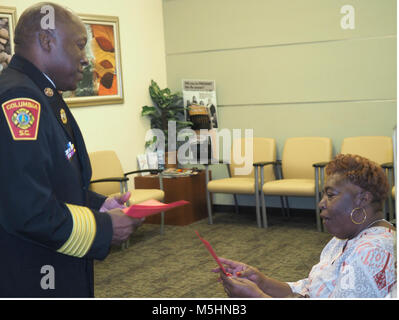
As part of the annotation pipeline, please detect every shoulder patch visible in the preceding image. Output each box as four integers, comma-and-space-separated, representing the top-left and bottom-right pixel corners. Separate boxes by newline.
1, 98, 41, 140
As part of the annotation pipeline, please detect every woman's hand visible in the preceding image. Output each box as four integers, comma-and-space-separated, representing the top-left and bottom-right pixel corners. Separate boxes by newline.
220, 272, 269, 298
213, 257, 295, 298
212, 257, 265, 286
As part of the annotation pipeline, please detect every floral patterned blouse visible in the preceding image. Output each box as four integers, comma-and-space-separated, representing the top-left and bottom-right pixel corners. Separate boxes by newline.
287, 227, 396, 298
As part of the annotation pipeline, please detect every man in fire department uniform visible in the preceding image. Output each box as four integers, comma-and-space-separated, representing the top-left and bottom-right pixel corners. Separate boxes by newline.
0, 3, 140, 297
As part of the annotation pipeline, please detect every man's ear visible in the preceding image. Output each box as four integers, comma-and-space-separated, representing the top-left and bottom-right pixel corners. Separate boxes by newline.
38, 29, 55, 52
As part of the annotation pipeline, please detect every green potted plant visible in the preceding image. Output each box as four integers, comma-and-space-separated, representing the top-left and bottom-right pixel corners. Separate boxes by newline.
141, 80, 192, 167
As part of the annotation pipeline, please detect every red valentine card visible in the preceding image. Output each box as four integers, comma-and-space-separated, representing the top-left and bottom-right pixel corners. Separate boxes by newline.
123, 199, 189, 218
195, 231, 230, 276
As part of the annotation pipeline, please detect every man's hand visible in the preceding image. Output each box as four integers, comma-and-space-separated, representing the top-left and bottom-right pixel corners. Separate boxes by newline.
100, 192, 131, 212
107, 208, 144, 245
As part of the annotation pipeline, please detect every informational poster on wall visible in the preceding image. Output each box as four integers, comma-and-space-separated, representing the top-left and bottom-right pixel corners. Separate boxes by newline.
182, 79, 219, 163
182, 79, 219, 130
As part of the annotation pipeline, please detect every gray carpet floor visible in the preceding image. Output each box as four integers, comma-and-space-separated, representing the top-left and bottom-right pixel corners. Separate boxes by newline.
94, 210, 332, 298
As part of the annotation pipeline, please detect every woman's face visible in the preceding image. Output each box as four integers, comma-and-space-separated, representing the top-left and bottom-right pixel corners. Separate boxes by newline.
319, 173, 363, 239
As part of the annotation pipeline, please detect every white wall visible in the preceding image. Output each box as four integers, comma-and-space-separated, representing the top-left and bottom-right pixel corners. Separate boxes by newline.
12, 0, 167, 190
163, 0, 397, 208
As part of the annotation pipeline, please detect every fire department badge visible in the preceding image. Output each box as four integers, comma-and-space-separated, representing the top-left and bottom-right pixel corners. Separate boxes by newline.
2, 98, 41, 140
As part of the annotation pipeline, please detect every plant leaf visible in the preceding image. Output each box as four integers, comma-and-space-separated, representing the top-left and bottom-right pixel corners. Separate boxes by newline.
141, 105, 157, 117
176, 120, 194, 127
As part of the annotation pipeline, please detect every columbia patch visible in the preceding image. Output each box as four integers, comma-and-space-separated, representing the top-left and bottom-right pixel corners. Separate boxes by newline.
1, 98, 41, 140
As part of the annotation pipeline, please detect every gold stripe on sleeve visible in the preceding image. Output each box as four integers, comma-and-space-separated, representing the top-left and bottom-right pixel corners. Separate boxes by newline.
57, 204, 97, 258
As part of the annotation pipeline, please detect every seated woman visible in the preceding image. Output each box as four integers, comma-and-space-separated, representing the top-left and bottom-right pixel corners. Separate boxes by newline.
215, 154, 396, 298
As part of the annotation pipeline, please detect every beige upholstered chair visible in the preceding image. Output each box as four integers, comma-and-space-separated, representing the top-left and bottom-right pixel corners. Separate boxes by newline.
259, 137, 332, 231
205, 137, 276, 228
341, 136, 393, 166
89, 150, 165, 240
341, 136, 394, 221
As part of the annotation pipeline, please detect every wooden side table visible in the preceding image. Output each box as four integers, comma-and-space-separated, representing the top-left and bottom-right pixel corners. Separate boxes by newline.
134, 170, 209, 226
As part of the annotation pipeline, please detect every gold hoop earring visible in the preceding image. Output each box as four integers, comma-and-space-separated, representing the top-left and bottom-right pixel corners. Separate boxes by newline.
350, 207, 367, 225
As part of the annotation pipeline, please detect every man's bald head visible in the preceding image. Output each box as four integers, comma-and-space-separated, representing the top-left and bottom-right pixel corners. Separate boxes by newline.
14, 2, 79, 53
14, 2, 89, 91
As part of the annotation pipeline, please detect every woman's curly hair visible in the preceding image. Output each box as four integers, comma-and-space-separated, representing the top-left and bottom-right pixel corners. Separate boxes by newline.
325, 153, 390, 204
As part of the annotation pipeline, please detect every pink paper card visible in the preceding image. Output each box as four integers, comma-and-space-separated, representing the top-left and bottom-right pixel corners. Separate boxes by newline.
195, 231, 230, 276
123, 199, 189, 218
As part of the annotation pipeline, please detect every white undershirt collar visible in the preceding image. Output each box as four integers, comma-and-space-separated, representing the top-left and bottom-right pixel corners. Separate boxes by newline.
42, 72, 56, 88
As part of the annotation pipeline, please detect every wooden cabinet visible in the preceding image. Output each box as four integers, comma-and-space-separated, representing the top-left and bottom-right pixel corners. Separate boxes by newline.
134, 170, 208, 226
